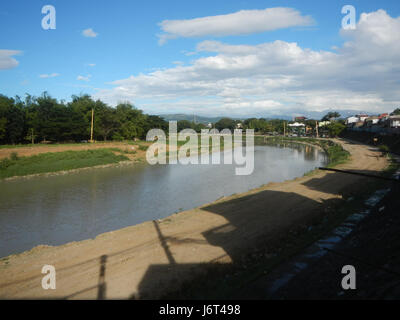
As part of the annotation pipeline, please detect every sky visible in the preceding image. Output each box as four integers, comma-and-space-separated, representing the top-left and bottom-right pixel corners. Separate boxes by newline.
1, 0, 400, 118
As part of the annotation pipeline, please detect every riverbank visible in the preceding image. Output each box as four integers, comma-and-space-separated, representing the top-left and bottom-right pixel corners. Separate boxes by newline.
261, 136, 350, 168
0, 142, 151, 181
0, 139, 390, 299
0, 137, 233, 181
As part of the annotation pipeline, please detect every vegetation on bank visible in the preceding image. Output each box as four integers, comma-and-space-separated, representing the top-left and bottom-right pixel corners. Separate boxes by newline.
0, 93, 168, 144
1, 91, 350, 147
259, 136, 350, 167
0, 149, 128, 180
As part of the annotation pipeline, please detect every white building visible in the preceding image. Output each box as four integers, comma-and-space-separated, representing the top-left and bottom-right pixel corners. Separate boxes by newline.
288, 122, 305, 128
356, 114, 369, 122
318, 121, 330, 127
389, 116, 400, 128
346, 116, 359, 125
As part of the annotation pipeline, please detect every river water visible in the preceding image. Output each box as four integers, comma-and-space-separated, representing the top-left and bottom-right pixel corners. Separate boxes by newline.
0, 143, 327, 257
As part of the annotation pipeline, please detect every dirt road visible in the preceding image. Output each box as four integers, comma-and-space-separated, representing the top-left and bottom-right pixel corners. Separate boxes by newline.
0, 139, 388, 299
0, 142, 140, 160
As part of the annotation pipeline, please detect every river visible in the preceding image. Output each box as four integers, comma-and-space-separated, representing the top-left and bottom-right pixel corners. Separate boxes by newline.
0, 143, 327, 257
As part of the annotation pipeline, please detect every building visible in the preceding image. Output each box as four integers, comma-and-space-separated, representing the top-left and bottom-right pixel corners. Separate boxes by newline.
378, 113, 389, 120
294, 116, 307, 122
356, 114, 369, 122
389, 115, 400, 128
365, 116, 380, 127
318, 121, 330, 127
346, 116, 359, 126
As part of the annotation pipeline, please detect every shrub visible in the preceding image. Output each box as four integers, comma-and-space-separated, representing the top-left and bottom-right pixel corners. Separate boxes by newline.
379, 145, 390, 154
10, 152, 19, 161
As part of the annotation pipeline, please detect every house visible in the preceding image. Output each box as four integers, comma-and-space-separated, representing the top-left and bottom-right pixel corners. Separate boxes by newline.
353, 121, 365, 128
305, 125, 313, 134
365, 116, 380, 127
378, 113, 389, 119
236, 122, 243, 129
288, 122, 305, 127
318, 121, 330, 127
288, 122, 305, 135
346, 116, 359, 126
356, 114, 369, 122
294, 116, 307, 122
389, 115, 400, 128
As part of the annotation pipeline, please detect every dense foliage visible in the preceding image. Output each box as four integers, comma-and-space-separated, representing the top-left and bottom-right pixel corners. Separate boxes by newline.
0, 92, 168, 144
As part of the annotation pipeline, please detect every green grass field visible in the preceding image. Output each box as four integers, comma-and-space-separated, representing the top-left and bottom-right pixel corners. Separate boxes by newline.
0, 149, 129, 179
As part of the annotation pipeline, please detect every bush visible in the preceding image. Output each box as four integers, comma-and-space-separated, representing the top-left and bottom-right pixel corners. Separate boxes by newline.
10, 152, 19, 161
379, 145, 390, 154
0, 158, 12, 170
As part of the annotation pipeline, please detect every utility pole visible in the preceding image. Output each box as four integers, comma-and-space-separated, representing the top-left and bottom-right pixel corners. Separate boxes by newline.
315, 120, 319, 138
90, 108, 94, 143
283, 121, 286, 137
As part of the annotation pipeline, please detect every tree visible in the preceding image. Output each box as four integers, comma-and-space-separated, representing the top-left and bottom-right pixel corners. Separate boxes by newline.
322, 112, 341, 121
390, 108, 400, 115
177, 120, 194, 131
327, 122, 346, 137
95, 102, 118, 141
215, 118, 236, 131
0, 92, 171, 144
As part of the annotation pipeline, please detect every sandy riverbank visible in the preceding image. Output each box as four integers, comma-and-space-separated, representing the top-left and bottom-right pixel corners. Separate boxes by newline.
0, 139, 389, 299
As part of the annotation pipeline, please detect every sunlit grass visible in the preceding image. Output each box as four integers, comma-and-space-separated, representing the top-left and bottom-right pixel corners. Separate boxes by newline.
0, 149, 128, 179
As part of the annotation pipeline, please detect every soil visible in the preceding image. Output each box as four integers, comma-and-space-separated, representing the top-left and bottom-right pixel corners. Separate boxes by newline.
0, 139, 389, 299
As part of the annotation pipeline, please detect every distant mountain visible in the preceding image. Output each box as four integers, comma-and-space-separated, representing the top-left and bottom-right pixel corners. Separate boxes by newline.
159, 114, 224, 124
159, 109, 375, 124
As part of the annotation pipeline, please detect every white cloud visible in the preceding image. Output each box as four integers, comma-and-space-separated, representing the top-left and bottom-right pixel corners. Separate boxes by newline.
95, 10, 400, 117
158, 8, 314, 44
77, 74, 92, 81
0, 50, 21, 70
82, 28, 98, 38
87, 63, 96, 67
39, 73, 60, 78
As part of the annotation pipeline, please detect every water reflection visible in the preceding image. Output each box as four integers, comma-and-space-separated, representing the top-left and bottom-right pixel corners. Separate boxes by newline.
0, 144, 327, 257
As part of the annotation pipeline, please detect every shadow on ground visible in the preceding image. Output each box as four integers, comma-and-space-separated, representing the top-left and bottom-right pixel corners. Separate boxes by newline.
132, 168, 392, 299
1, 168, 393, 299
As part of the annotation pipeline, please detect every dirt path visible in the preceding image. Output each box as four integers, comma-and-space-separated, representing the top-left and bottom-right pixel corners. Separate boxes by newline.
0, 142, 141, 160
0, 139, 388, 299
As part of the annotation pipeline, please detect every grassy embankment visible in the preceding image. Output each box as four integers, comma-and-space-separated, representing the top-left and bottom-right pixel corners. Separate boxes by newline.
259, 136, 350, 168
0, 136, 349, 180
0, 149, 129, 180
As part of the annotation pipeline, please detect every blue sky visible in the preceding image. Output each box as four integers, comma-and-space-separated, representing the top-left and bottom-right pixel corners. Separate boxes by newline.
1, 0, 400, 117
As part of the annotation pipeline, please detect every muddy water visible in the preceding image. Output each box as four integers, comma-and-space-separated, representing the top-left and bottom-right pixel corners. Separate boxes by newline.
0, 143, 327, 257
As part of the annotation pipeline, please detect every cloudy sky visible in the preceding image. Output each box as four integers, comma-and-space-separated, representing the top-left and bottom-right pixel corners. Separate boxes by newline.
1, 0, 400, 117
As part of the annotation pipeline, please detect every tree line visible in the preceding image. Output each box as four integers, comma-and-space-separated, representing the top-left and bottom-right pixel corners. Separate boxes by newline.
0, 91, 353, 145
0, 92, 168, 144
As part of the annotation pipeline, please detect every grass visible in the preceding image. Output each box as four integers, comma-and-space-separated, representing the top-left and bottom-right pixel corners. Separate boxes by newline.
0, 149, 129, 179
260, 136, 350, 168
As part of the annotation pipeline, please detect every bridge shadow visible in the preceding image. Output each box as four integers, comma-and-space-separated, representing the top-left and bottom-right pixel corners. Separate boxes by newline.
132, 182, 349, 298
133, 167, 394, 299
1, 168, 390, 299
